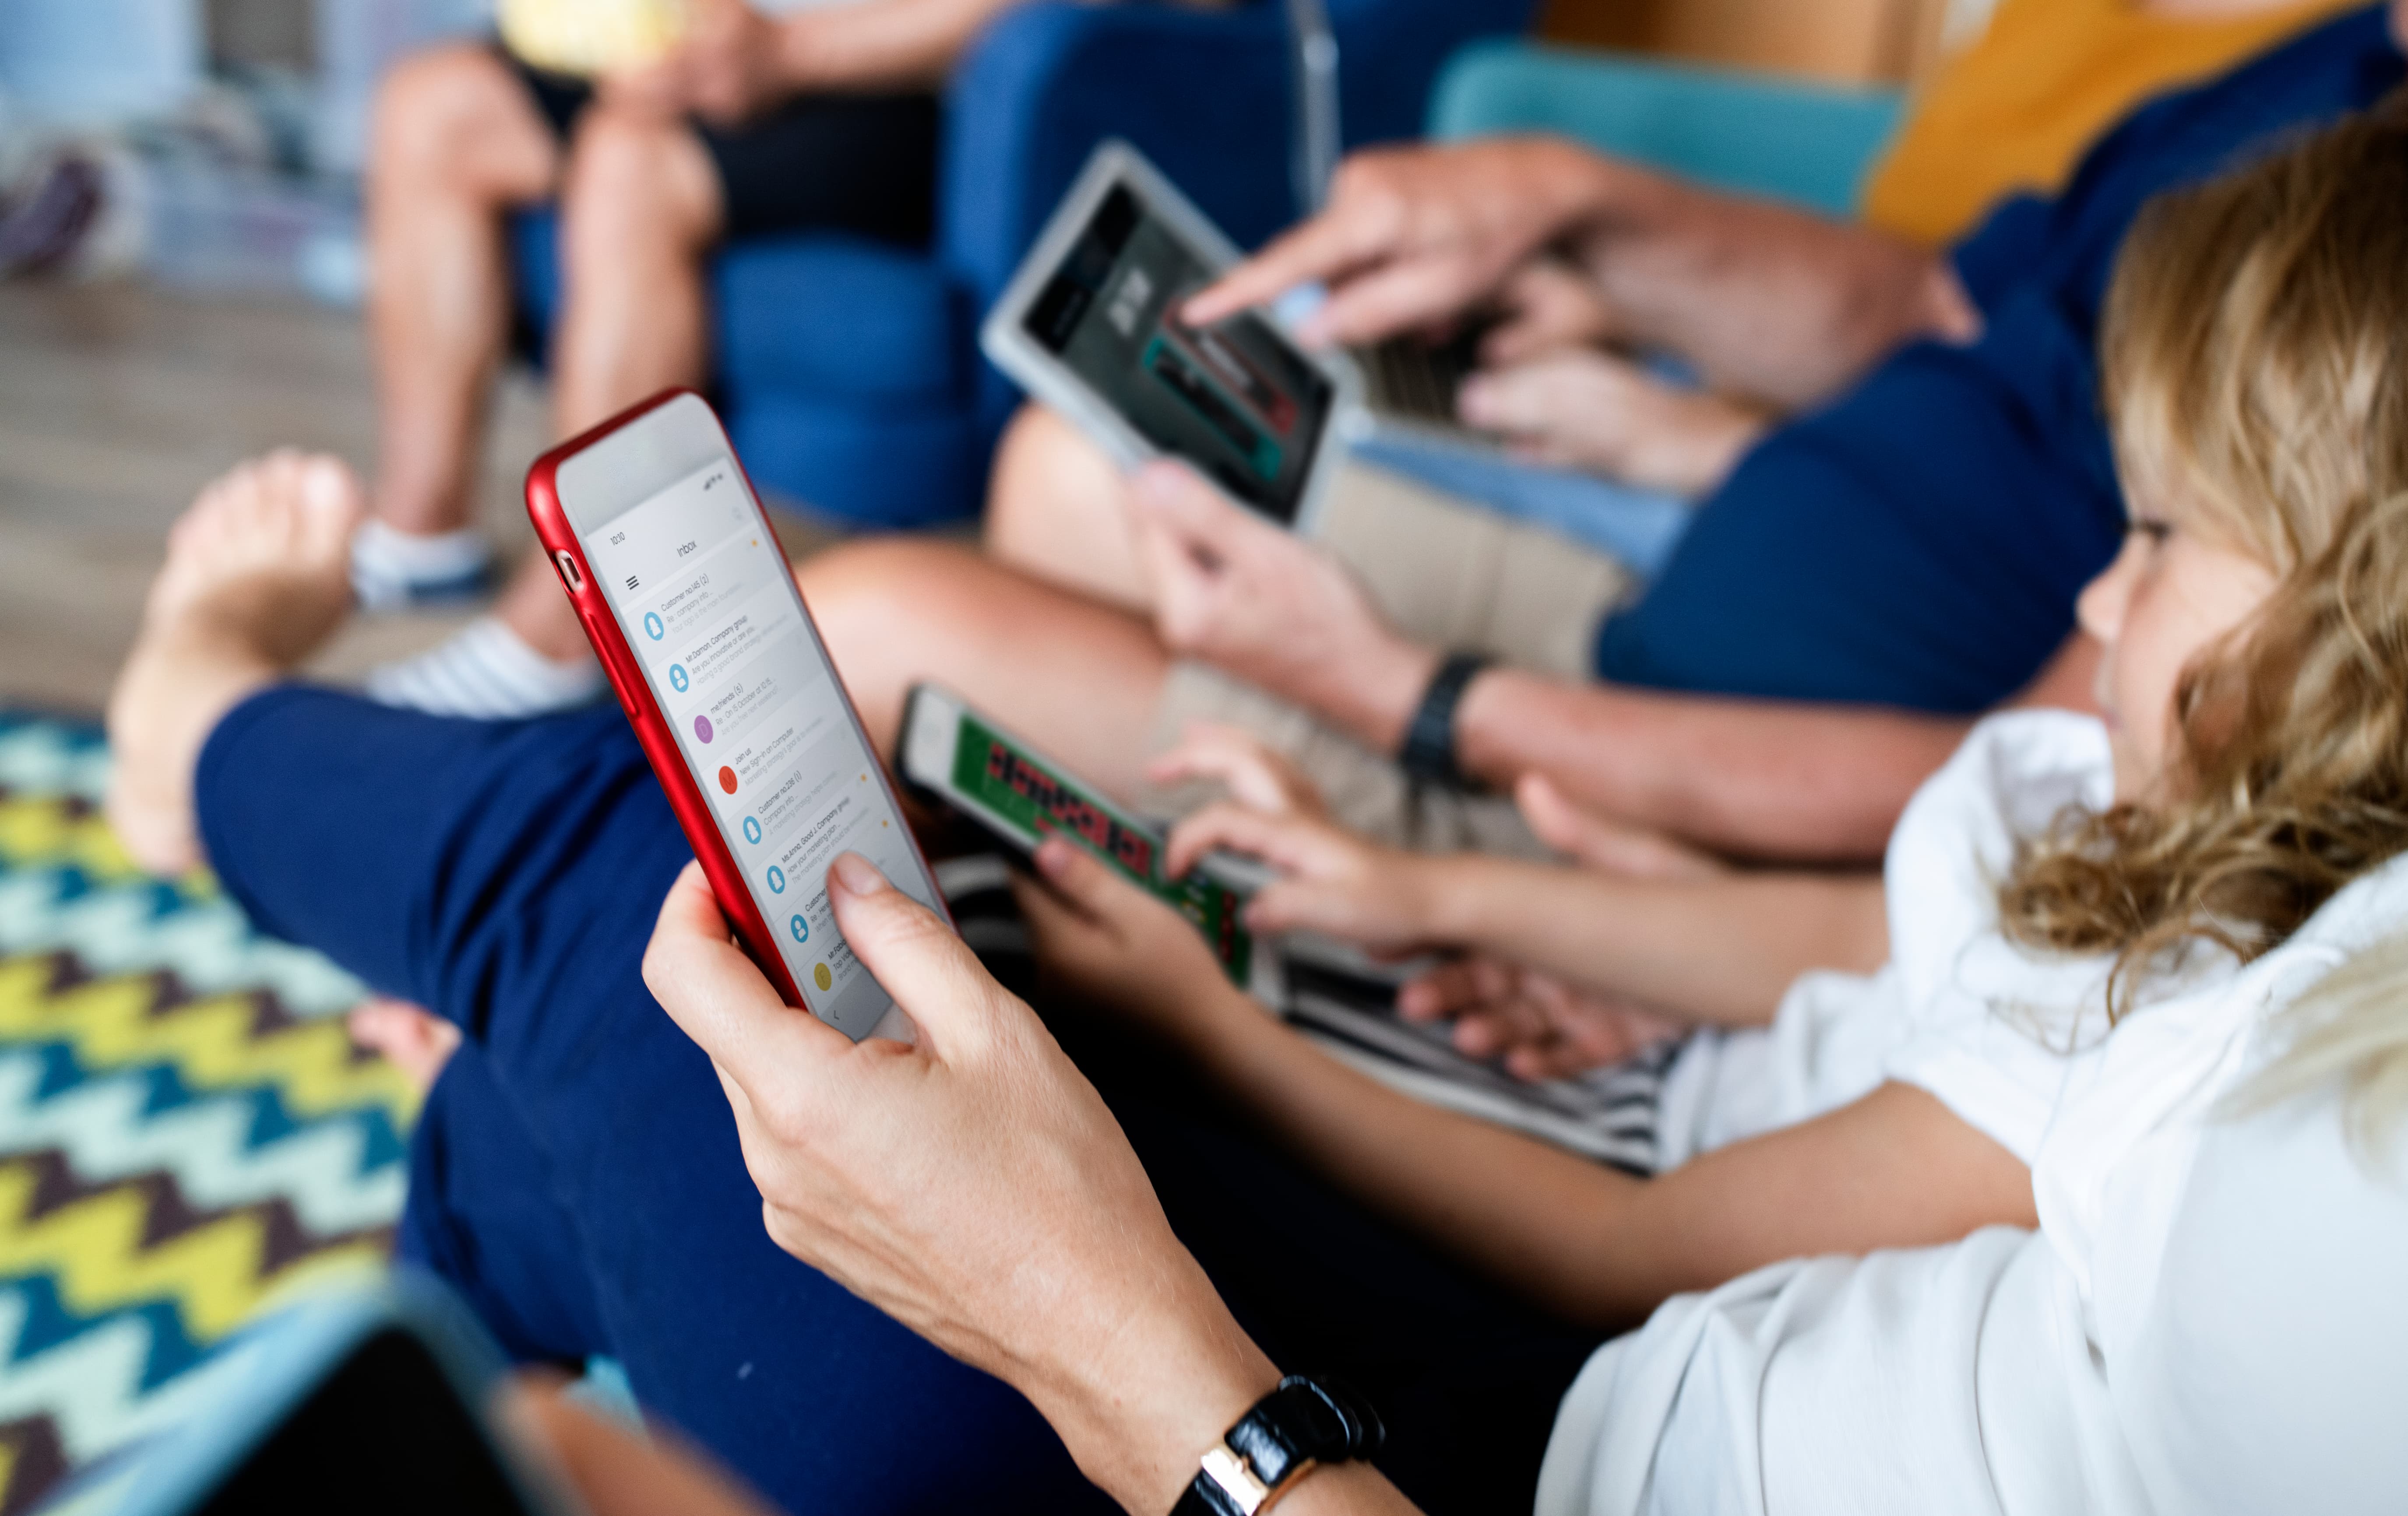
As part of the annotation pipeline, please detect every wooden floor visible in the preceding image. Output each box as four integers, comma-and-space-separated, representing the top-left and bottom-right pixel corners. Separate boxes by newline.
0, 279, 553, 717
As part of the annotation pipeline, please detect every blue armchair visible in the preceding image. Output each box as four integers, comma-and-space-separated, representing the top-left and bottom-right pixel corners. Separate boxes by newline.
510, 0, 1533, 528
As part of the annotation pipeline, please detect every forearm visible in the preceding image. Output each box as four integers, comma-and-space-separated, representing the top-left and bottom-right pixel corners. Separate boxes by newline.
1187, 999, 1661, 1324
775, 0, 1023, 92
1416, 857, 1886, 1025
1456, 670, 1971, 863
1562, 155, 1975, 408
1057, 1341, 1418, 1516
1178, 1009, 2038, 1328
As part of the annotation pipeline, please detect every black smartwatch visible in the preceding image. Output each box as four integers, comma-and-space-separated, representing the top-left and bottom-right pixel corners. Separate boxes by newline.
1396, 652, 1492, 790
1171, 1376, 1384, 1516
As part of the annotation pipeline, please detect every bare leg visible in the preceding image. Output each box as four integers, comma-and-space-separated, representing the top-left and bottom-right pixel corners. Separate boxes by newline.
799, 539, 1172, 802
366, 45, 558, 539
980, 404, 1155, 613
497, 105, 728, 665
106, 453, 366, 876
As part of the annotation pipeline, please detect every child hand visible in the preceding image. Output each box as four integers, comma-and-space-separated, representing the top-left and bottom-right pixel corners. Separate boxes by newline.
1144, 722, 1331, 820
1165, 804, 1441, 956
1515, 772, 1725, 881
1014, 838, 1255, 1051
1397, 956, 1684, 1082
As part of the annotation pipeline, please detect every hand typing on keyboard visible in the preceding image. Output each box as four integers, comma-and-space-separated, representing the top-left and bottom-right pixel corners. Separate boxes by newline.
1455, 350, 1766, 499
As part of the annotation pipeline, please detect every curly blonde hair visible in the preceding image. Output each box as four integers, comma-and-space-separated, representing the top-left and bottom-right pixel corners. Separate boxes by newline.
1996, 96, 2408, 1019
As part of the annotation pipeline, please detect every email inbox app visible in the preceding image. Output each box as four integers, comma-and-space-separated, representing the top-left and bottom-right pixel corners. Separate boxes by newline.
586, 460, 925, 1023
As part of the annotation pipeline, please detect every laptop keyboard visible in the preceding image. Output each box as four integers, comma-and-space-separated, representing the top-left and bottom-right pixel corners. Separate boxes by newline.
1356, 328, 1484, 424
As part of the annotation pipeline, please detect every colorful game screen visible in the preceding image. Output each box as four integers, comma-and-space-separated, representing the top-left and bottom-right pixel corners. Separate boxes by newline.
951, 712, 1253, 984
1023, 184, 1334, 524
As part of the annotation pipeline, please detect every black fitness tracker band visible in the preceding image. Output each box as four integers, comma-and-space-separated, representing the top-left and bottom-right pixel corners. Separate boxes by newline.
1396, 652, 1492, 790
1171, 1375, 1384, 1516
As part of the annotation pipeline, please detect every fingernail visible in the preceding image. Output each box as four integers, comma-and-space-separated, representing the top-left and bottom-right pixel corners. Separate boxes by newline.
831, 852, 887, 895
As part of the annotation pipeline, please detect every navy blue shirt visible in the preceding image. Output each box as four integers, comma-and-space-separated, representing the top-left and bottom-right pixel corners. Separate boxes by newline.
1591, 5, 2402, 712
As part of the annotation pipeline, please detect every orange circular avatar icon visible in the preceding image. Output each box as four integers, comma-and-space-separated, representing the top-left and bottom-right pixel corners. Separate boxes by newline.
718, 766, 738, 794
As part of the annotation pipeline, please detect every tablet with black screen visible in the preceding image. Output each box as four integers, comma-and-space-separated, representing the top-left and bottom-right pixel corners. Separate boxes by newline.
982, 141, 1361, 533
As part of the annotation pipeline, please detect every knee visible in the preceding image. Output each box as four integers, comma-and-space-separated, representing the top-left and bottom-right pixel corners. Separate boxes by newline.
373, 44, 539, 188
803, 539, 986, 648
982, 404, 1125, 556
800, 539, 991, 738
560, 108, 720, 255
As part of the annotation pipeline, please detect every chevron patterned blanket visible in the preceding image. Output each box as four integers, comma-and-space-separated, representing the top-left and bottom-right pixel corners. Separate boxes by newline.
0, 715, 416, 1514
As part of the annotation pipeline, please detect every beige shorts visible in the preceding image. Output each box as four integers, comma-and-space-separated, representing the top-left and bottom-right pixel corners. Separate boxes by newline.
1139, 460, 1633, 857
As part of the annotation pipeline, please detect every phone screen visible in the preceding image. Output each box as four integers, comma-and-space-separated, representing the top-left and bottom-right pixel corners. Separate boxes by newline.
575, 455, 937, 1037
194, 1329, 532, 1515
1024, 184, 1334, 523
942, 707, 1253, 984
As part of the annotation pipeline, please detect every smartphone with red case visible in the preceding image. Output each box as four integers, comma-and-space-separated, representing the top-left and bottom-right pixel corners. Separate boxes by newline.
526, 389, 947, 1042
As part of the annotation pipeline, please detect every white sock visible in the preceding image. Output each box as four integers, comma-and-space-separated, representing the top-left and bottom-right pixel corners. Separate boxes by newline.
351, 520, 494, 609
364, 616, 607, 719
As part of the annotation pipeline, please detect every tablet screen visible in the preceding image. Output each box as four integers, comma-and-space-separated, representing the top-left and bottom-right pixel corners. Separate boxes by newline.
1024, 184, 1334, 523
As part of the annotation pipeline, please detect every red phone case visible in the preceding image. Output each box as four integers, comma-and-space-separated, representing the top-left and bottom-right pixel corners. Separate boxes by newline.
524, 388, 949, 1012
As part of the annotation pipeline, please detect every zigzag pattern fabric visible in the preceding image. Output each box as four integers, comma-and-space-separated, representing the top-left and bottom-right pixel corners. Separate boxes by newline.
0, 715, 416, 1514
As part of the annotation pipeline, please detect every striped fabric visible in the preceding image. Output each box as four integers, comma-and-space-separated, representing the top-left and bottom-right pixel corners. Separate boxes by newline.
363, 617, 607, 720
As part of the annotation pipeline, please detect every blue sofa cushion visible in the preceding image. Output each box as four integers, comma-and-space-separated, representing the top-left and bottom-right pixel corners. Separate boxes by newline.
715, 236, 964, 405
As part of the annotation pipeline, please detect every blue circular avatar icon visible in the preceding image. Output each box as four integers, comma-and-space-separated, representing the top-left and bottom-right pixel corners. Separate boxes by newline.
789, 914, 809, 944
766, 864, 786, 894
742, 816, 762, 845
643, 611, 665, 641
669, 663, 690, 692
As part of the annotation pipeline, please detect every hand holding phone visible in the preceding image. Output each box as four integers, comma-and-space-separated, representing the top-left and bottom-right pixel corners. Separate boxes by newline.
527, 391, 948, 1041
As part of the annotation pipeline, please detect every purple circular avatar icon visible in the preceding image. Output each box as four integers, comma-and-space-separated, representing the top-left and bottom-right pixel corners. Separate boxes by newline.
694, 715, 715, 743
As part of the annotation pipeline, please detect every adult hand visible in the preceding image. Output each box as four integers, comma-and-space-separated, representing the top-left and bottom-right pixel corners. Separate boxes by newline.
678, 0, 796, 124
1183, 139, 1619, 348
1165, 804, 1441, 957
641, 856, 1276, 1505
1478, 259, 1621, 367
1455, 350, 1765, 499
1144, 721, 1331, 821
1013, 837, 1261, 1054
1395, 957, 1684, 1082
1128, 461, 1435, 750
602, 0, 793, 126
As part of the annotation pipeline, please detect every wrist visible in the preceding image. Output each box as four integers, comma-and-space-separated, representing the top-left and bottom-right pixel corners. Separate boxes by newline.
1410, 855, 1484, 947
1328, 635, 1438, 754
773, 12, 830, 91
1646, 398, 1764, 499
1163, 979, 1272, 1069
1035, 1281, 1282, 1514
1559, 141, 1668, 243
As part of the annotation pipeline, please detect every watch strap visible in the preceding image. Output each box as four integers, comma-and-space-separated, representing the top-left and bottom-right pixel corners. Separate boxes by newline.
1172, 1377, 1383, 1516
1395, 652, 1491, 790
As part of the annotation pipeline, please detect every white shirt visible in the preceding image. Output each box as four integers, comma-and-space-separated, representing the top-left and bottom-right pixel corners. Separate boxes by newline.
1538, 710, 2408, 1516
